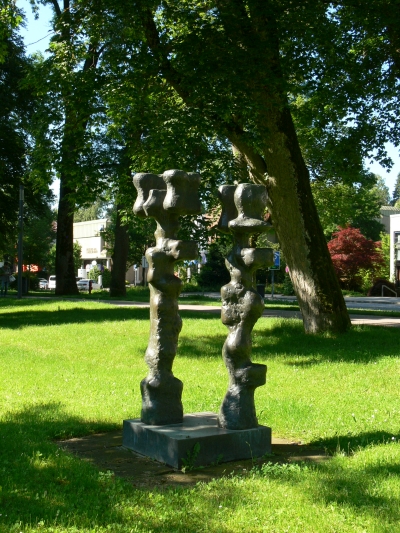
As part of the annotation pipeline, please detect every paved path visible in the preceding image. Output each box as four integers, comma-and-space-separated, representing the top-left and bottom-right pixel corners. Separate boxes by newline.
107, 299, 400, 328
16, 294, 400, 327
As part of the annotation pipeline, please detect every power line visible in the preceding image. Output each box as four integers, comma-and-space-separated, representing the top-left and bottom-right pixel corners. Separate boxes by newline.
26, 31, 56, 47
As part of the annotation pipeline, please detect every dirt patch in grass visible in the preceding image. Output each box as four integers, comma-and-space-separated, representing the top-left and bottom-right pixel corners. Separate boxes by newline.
57, 431, 329, 489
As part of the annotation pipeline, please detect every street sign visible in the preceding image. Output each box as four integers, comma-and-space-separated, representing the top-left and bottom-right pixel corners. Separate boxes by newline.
269, 250, 280, 270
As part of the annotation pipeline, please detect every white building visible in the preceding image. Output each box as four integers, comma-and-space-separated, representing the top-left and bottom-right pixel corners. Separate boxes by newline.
73, 219, 112, 270
379, 206, 400, 233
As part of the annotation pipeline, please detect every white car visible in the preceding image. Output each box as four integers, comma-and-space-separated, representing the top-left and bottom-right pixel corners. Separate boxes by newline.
38, 278, 48, 289
48, 275, 56, 289
76, 279, 100, 291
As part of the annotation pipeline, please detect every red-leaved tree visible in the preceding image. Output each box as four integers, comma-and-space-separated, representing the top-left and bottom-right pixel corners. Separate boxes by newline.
328, 227, 385, 290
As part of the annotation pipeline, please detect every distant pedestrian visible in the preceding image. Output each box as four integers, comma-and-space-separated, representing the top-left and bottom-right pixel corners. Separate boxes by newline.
88, 279, 93, 294
0, 263, 10, 297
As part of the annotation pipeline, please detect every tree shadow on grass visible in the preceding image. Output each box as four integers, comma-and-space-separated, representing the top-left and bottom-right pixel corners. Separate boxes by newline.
0, 302, 219, 330
178, 317, 400, 364
0, 305, 151, 329
252, 318, 400, 364
304, 446, 400, 524
0, 404, 245, 532
2, 403, 400, 531
0, 403, 122, 529
310, 430, 400, 454
178, 333, 226, 360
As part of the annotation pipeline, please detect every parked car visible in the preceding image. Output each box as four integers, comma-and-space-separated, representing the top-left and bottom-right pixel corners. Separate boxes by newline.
38, 278, 48, 289
48, 275, 56, 289
76, 279, 100, 291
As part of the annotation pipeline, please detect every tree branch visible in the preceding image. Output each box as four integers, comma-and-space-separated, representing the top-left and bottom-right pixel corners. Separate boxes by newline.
49, 0, 61, 18
138, 3, 268, 182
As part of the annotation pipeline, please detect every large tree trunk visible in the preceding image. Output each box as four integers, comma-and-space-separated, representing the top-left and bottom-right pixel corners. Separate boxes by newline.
230, 107, 350, 333
110, 205, 129, 297
55, 177, 78, 295
228, 118, 350, 332
266, 109, 350, 333
50, 1, 104, 295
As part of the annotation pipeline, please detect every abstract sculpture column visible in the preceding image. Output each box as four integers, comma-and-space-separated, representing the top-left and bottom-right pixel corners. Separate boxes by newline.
217, 184, 273, 430
133, 170, 201, 425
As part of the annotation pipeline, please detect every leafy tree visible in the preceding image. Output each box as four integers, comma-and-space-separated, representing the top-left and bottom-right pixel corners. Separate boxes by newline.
103, 0, 351, 333
196, 242, 231, 291
0, 0, 22, 63
0, 20, 28, 253
312, 180, 385, 241
74, 200, 107, 223
370, 175, 391, 207
327, 227, 385, 291
47, 240, 81, 275
392, 173, 400, 206
27, 0, 109, 295
87, 265, 101, 282
23, 204, 56, 270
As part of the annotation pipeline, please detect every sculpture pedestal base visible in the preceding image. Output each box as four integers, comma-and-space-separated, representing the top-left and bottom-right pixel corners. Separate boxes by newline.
123, 412, 271, 469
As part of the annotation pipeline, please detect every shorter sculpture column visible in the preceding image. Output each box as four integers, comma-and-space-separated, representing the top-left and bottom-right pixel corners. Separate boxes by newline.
217, 184, 273, 430
132, 170, 201, 425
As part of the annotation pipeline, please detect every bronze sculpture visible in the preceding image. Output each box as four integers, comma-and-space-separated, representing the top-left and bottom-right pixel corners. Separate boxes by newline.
217, 184, 273, 430
133, 169, 201, 425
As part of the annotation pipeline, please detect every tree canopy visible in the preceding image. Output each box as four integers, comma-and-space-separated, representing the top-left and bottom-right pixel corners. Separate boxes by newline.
18, 0, 400, 332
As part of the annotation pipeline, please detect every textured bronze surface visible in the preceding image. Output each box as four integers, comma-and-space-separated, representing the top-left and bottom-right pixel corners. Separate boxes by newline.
217, 183, 273, 430
133, 169, 201, 425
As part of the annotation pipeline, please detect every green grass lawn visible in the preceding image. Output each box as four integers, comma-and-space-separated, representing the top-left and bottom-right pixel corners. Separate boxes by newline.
1, 299, 400, 532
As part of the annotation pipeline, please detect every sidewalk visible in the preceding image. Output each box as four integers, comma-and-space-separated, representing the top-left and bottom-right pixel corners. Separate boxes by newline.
14, 294, 400, 328
107, 298, 400, 328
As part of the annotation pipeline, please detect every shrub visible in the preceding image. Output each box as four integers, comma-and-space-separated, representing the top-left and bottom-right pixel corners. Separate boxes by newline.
328, 226, 385, 291
282, 273, 295, 295
88, 266, 101, 282
196, 243, 230, 290
101, 268, 111, 288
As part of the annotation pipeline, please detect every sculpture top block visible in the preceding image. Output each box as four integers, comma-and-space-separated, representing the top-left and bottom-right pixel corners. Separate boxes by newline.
133, 170, 201, 219
218, 183, 270, 239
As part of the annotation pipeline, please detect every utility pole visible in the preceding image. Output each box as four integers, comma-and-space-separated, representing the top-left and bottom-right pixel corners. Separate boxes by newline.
18, 184, 24, 299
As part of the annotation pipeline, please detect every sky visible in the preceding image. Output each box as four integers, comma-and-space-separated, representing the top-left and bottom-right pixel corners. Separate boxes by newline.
17, 0, 400, 199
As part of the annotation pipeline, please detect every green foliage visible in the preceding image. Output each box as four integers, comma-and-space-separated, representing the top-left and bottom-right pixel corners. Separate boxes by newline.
286, 1, 400, 172
23, 204, 56, 269
47, 240, 81, 275
370, 175, 391, 207
87, 265, 101, 282
181, 442, 201, 472
0, 22, 48, 256
0, 0, 23, 63
312, 179, 385, 241
282, 273, 295, 296
196, 241, 231, 291
359, 231, 391, 292
392, 173, 400, 206
74, 200, 107, 223
101, 267, 111, 288
380, 232, 391, 280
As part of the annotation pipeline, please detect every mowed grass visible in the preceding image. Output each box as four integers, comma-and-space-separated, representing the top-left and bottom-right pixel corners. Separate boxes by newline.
1, 299, 400, 532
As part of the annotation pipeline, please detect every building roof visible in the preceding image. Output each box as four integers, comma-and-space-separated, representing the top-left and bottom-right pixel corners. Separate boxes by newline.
380, 206, 400, 217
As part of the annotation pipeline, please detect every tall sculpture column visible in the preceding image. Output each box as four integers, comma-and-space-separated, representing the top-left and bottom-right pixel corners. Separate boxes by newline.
133, 170, 201, 425
217, 184, 273, 430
